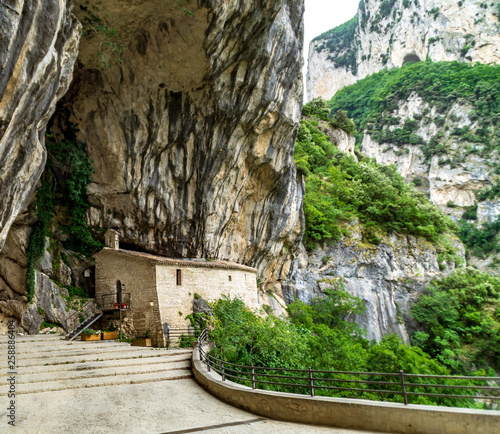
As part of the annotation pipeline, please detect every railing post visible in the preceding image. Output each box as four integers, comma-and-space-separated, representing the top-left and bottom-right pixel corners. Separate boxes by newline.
251, 365, 256, 389
222, 359, 225, 381
400, 370, 408, 405
309, 367, 315, 397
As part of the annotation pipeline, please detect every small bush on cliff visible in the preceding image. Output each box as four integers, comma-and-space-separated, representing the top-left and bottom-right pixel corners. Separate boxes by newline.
329, 109, 357, 135
294, 115, 454, 246
412, 267, 500, 374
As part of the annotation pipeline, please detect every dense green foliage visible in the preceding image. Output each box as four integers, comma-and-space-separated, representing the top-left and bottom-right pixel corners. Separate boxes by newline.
25, 123, 101, 301
25, 178, 54, 302
46, 137, 102, 256
207, 289, 489, 407
458, 219, 500, 258
328, 61, 500, 150
412, 268, 500, 374
294, 106, 455, 246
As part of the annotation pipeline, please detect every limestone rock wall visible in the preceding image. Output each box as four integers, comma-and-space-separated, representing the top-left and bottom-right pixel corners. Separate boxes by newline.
0, 0, 80, 251
357, 91, 500, 244
0, 0, 305, 332
283, 225, 465, 342
307, 0, 500, 100
59, 0, 305, 284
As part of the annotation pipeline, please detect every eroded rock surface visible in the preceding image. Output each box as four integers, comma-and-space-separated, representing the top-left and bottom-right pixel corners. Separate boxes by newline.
60, 0, 305, 284
0, 0, 80, 251
283, 226, 465, 342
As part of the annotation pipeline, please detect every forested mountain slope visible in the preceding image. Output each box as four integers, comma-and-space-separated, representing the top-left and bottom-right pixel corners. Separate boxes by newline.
325, 61, 500, 270
307, 0, 500, 100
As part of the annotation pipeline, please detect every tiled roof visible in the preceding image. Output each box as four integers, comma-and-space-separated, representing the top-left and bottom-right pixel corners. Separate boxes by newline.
95, 248, 258, 272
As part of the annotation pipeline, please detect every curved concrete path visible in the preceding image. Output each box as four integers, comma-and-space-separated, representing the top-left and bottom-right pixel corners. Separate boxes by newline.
0, 335, 373, 433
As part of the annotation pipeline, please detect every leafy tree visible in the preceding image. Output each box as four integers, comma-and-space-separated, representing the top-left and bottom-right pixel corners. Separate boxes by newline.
330, 109, 357, 135
412, 267, 500, 374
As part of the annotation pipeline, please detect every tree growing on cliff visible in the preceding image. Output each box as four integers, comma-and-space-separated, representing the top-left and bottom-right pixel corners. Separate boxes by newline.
412, 267, 500, 374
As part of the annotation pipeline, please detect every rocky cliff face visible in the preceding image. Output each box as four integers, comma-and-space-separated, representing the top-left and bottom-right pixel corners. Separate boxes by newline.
62, 0, 305, 285
307, 0, 500, 100
0, 0, 305, 331
0, 0, 80, 251
361, 93, 497, 218
283, 224, 465, 342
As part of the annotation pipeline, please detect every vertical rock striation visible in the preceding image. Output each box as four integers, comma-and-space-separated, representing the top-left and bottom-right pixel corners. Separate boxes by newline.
58, 0, 305, 286
283, 226, 465, 342
0, 0, 80, 250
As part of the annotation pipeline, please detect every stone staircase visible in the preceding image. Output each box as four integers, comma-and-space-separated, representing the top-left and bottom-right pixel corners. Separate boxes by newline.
65, 311, 103, 341
0, 334, 192, 395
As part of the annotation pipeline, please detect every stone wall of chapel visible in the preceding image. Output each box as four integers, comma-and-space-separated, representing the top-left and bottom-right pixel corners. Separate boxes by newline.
155, 265, 259, 330
95, 253, 164, 345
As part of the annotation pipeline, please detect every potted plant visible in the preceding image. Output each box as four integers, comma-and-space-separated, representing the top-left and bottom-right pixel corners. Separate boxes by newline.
81, 328, 101, 341
101, 323, 118, 340
132, 329, 152, 347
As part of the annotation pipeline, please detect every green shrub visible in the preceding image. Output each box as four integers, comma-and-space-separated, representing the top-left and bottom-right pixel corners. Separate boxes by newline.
330, 110, 357, 135
207, 292, 487, 407
412, 268, 500, 374
294, 116, 454, 246
458, 219, 500, 257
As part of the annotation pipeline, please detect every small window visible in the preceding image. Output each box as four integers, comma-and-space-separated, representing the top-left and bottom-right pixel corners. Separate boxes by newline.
176, 269, 182, 286
228, 275, 232, 282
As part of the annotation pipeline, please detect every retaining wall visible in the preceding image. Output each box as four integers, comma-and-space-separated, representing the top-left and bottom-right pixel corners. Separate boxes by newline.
192, 345, 500, 433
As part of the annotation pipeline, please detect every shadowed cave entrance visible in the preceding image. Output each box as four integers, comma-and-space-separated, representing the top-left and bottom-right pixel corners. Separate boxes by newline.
402, 54, 421, 65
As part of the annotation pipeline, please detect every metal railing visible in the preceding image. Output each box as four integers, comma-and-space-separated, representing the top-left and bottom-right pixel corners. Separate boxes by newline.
64, 299, 98, 332
197, 330, 499, 408
101, 293, 131, 311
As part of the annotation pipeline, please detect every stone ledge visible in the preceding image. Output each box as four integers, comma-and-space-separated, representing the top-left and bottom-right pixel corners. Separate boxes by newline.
192, 344, 500, 434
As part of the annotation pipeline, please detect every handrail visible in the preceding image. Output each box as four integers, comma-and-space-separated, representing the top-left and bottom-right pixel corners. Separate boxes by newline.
197, 329, 500, 408
64, 299, 97, 331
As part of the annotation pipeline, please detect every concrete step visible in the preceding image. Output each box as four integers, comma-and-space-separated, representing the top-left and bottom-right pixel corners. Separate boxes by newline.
15, 348, 192, 367
5, 368, 193, 395
2, 343, 161, 358
0, 335, 63, 344
0, 335, 195, 396
16, 360, 191, 384
1, 353, 191, 376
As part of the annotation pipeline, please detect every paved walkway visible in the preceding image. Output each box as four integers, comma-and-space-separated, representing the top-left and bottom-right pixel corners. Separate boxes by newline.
0, 335, 374, 433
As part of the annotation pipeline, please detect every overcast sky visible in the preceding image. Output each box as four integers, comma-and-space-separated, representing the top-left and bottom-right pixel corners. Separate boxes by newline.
303, 0, 359, 100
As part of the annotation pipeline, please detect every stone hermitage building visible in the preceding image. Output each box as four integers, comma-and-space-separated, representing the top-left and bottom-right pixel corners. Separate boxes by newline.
94, 230, 259, 345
